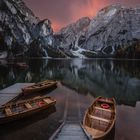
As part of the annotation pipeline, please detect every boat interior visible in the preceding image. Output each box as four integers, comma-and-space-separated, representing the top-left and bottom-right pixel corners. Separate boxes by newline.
84, 97, 115, 137
26, 82, 56, 89
0, 97, 54, 118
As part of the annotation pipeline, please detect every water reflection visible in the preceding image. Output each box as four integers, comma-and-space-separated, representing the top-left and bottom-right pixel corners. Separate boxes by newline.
0, 59, 140, 107
0, 106, 56, 135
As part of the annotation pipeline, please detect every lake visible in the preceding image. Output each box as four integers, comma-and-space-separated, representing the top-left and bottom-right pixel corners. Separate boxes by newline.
0, 58, 140, 140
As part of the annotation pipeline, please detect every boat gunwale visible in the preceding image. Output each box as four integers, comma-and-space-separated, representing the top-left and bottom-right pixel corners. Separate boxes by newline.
23, 82, 56, 90
1, 96, 54, 107
22, 81, 57, 93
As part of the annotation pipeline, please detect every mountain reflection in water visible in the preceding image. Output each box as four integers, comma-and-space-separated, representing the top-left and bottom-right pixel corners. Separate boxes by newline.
0, 59, 140, 107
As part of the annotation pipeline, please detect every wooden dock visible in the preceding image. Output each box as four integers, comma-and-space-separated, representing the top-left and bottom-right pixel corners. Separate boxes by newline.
49, 91, 91, 140
52, 122, 89, 140
0, 83, 34, 106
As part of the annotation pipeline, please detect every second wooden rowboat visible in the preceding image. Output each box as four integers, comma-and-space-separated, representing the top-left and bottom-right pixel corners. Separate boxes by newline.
83, 97, 116, 139
22, 80, 57, 94
0, 96, 56, 124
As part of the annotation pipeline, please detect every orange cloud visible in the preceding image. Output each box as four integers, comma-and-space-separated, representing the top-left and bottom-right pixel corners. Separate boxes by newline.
52, 22, 62, 32
52, 0, 112, 32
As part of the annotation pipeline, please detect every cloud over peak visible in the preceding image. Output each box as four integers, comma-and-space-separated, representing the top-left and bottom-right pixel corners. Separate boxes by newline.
24, 0, 140, 31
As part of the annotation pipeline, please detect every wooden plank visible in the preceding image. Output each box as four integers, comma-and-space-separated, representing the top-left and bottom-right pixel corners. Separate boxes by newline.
43, 98, 52, 104
88, 114, 110, 123
51, 123, 89, 140
0, 83, 34, 106
98, 99, 114, 104
25, 103, 32, 109
95, 106, 113, 113
0, 83, 34, 94
84, 126, 104, 137
5, 108, 12, 116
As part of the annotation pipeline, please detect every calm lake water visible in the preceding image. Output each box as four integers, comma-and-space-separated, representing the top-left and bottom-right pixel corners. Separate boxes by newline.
0, 58, 140, 140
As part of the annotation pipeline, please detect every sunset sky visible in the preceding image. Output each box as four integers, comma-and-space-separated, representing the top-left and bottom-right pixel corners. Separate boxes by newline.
23, 0, 140, 31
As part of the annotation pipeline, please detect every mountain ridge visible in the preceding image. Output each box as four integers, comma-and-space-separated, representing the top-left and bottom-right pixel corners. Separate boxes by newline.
0, 1, 140, 59
57, 4, 140, 58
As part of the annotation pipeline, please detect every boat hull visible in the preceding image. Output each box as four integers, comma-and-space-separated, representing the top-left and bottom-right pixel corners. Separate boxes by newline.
83, 97, 116, 139
22, 81, 57, 94
0, 97, 56, 124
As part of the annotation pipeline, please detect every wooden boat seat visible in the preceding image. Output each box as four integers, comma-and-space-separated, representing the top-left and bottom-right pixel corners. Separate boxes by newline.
88, 114, 111, 123
43, 98, 53, 104
5, 108, 12, 116
97, 99, 114, 104
95, 106, 113, 113
25, 103, 32, 109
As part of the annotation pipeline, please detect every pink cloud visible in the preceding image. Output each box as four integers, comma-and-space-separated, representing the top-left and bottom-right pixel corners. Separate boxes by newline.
23, 0, 140, 32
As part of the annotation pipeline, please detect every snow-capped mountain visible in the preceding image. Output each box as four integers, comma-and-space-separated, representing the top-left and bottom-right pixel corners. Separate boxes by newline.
57, 5, 140, 58
0, 1, 140, 59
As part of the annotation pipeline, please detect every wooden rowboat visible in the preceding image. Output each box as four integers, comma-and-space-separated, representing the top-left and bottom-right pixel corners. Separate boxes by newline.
22, 80, 57, 94
83, 97, 116, 139
0, 96, 56, 124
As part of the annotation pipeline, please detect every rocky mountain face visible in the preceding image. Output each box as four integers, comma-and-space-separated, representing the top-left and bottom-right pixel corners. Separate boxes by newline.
0, 1, 140, 59
0, 0, 56, 58
57, 17, 90, 50
55, 17, 96, 58
57, 5, 140, 58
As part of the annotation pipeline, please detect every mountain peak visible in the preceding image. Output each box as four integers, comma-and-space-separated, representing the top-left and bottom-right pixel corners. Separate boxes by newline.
59, 17, 91, 34
57, 4, 140, 58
